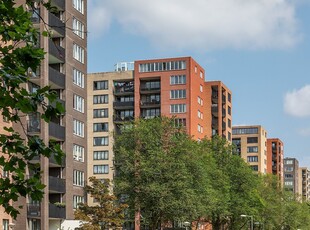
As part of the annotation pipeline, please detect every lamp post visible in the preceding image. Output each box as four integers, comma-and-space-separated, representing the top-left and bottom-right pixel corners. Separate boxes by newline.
240, 214, 253, 230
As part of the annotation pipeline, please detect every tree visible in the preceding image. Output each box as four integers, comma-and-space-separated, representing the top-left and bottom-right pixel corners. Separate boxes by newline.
114, 117, 199, 230
74, 177, 128, 230
0, 0, 64, 218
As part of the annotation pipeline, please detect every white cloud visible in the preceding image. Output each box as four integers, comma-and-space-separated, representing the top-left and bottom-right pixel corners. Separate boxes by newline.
88, 0, 301, 50
88, 1, 111, 39
284, 85, 310, 117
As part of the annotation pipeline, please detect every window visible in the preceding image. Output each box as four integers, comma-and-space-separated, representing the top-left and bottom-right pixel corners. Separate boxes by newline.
195, 66, 197, 73
285, 160, 293, 164
73, 43, 84, 63
94, 151, 109, 160
170, 75, 186, 85
73, 144, 84, 162
3, 219, 9, 230
228, 106, 231, 115
285, 167, 293, 172
170, 104, 186, 113
93, 123, 108, 132
200, 85, 203, 92
73, 94, 84, 113
285, 174, 293, 178
141, 108, 160, 118
232, 128, 258, 135
228, 132, 231, 141
170, 89, 186, 99
139, 61, 186, 72
285, 181, 293, 186
73, 195, 84, 209
73, 170, 84, 186
198, 124, 203, 133
198, 96, 201, 105
73, 68, 84, 88
247, 137, 258, 144
93, 137, 109, 146
247, 156, 258, 162
251, 165, 258, 171
73, 17, 84, 38
228, 93, 231, 102
93, 108, 108, 118
198, 110, 201, 119
73, 0, 84, 14
247, 146, 258, 153
73, 119, 84, 137
228, 119, 231, 128
174, 118, 186, 127
28, 82, 40, 93
94, 81, 108, 90
232, 138, 241, 146
200, 71, 203, 78
93, 95, 108, 104
94, 165, 109, 174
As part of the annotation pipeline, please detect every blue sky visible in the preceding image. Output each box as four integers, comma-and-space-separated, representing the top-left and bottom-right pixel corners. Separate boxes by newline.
87, 0, 310, 167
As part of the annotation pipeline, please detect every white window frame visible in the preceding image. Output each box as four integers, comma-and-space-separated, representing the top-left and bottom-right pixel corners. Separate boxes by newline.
170, 89, 186, 99
73, 17, 84, 38
93, 137, 109, 146
73, 43, 84, 63
73, 0, 84, 14
93, 151, 109, 160
73, 94, 84, 113
170, 104, 186, 114
93, 165, 109, 174
73, 68, 84, 88
73, 170, 84, 187
73, 144, 84, 162
73, 195, 85, 209
73, 119, 84, 137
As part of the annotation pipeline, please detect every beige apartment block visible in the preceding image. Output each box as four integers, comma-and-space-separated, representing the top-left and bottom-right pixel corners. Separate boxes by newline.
232, 125, 267, 173
12, 0, 88, 229
298, 167, 310, 201
87, 68, 134, 206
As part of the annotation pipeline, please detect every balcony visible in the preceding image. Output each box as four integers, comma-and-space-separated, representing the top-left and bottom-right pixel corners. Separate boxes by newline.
140, 100, 161, 108
211, 105, 218, 117
49, 152, 65, 167
114, 84, 134, 96
113, 115, 134, 123
222, 95, 226, 104
51, 0, 65, 10
49, 122, 65, 141
113, 101, 134, 110
49, 40, 65, 64
212, 119, 218, 128
27, 203, 41, 217
140, 85, 161, 94
49, 67, 65, 89
48, 12, 65, 38
222, 108, 226, 117
49, 176, 65, 193
49, 203, 66, 219
222, 121, 226, 130
272, 165, 277, 171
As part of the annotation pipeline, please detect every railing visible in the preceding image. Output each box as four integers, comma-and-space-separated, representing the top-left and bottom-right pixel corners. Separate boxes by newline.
140, 86, 161, 91
49, 176, 65, 193
113, 115, 134, 122
51, 0, 65, 10
140, 100, 160, 106
48, 12, 65, 37
49, 40, 65, 63
49, 203, 66, 219
49, 67, 65, 88
113, 101, 134, 108
27, 203, 41, 217
49, 122, 65, 140
27, 119, 41, 133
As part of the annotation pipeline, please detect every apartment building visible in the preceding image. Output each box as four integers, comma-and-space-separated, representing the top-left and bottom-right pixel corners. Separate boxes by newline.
87, 68, 134, 206
232, 125, 267, 173
205, 81, 232, 141
13, 0, 87, 229
298, 167, 310, 201
283, 158, 299, 194
267, 138, 284, 184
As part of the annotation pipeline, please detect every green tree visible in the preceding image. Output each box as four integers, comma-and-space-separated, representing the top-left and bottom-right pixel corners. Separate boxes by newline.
0, 0, 64, 218
74, 177, 128, 230
114, 117, 199, 230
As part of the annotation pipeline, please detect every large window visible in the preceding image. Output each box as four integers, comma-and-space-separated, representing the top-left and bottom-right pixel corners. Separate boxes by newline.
73, 17, 84, 38
251, 165, 258, 171
93, 108, 108, 118
73, 0, 84, 14
141, 108, 160, 118
170, 89, 186, 99
73, 68, 84, 88
285, 160, 293, 165
73, 119, 84, 137
139, 61, 186, 72
94, 165, 109, 174
170, 75, 186, 85
170, 104, 186, 113
73, 195, 84, 209
73, 94, 84, 113
73, 170, 84, 187
94, 81, 108, 90
3, 219, 9, 230
73, 43, 84, 63
247, 146, 258, 153
93, 123, 108, 132
93, 151, 109, 160
93, 95, 108, 104
93, 137, 109, 146
247, 156, 258, 162
73, 144, 84, 162
232, 127, 258, 135
247, 137, 258, 144
174, 118, 186, 127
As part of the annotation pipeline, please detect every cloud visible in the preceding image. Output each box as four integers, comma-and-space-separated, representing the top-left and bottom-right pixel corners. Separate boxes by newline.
298, 127, 310, 136
284, 85, 310, 117
88, 0, 301, 50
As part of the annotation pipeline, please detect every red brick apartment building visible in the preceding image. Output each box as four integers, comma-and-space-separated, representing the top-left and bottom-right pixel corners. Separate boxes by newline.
267, 138, 284, 184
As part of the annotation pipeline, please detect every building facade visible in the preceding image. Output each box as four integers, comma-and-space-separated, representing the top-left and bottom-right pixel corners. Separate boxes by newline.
283, 158, 299, 194
267, 138, 284, 184
232, 125, 267, 173
298, 167, 310, 200
13, 0, 87, 229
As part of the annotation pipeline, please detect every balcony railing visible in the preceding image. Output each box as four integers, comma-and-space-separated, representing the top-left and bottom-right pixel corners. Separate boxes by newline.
140, 86, 161, 92
48, 12, 65, 37
49, 67, 65, 89
49, 203, 66, 219
27, 119, 41, 133
49, 40, 65, 63
51, 0, 65, 10
49, 176, 65, 193
222, 95, 226, 104
49, 122, 65, 141
222, 121, 226, 130
27, 203, 41, 217
113, 115, 134, 123
113, 101, 134, 108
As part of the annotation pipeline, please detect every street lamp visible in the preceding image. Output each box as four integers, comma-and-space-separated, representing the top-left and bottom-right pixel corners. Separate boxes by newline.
254, 221, 264, 230
240, 214, 253, 230
183, 221, 191, 230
